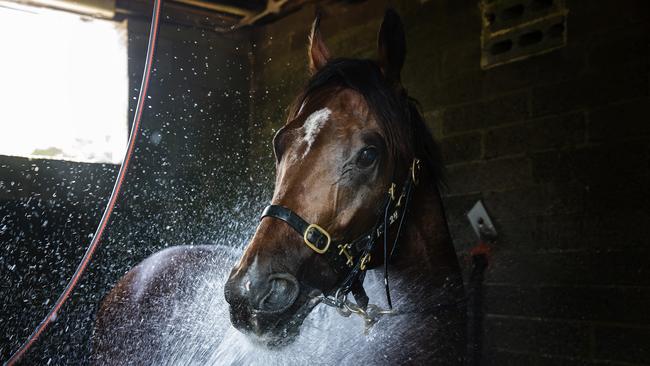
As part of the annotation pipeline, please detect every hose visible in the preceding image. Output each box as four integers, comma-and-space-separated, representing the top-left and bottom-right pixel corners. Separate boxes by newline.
5, 0, 162, 363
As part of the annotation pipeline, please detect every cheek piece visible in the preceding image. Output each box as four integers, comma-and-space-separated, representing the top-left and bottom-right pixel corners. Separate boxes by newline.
260, 158, 421, 315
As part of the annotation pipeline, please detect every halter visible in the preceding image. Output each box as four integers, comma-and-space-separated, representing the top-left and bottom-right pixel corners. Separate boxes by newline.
260, 158, 421, 324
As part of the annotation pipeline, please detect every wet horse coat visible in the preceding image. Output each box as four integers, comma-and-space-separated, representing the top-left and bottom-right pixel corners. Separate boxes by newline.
92, 10, 466, 365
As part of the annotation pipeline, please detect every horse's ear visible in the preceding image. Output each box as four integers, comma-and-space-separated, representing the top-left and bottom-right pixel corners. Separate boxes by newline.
377, 9, 406, 84
308, 14, 330, 74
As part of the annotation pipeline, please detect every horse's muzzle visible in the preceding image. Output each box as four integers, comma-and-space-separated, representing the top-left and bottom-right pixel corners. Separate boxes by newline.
254, 272, 300, 313
224, 271, 301, 335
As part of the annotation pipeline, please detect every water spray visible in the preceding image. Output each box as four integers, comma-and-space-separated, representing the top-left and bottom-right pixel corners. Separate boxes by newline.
5, 0, 162, 363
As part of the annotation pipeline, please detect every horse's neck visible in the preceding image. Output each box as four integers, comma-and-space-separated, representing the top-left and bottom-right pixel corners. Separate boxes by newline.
371, 175, 466, 360
390, 175, 463, 293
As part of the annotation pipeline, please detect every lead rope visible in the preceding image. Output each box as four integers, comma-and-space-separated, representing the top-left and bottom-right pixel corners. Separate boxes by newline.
5, 1, 162, 364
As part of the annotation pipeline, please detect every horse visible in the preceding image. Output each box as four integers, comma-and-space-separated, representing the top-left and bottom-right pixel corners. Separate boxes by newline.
91, 10, 466, 365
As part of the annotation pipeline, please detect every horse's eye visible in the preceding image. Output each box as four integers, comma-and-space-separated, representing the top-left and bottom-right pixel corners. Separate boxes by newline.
357, 146, 379, 168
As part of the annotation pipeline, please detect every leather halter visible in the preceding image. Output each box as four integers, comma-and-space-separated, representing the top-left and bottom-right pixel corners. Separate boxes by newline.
260, 158, 421, 311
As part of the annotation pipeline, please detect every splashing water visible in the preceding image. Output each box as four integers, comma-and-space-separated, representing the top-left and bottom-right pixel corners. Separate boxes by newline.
98, 240, 444, 366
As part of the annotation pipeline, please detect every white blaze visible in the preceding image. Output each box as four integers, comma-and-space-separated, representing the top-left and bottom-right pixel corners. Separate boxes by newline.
302, 107, 331, 157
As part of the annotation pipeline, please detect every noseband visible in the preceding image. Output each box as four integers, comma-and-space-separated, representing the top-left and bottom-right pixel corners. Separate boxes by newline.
260, 158, 421, 316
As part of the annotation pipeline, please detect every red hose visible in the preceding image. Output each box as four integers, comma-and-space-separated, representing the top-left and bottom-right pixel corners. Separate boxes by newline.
6, 0, 162, 364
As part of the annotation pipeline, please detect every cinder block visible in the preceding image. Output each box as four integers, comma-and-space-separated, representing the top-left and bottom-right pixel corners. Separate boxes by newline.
531, 140, 650, 189
442, 192, 484, 225
589, 98, 650, 143
580, 210, 650, 250
567, 0, 650, 41
531, 72, 648, 117
484, 112, 585, 158
481, 349, 539, 366
443, 92, 529, 135
484, 316, 591, 357
530, 150, 576, 183
491, 213, 589, 251
445, 157, 533, 194
587, 23, 649, 73
484, 285, 650, 325
485, 250, 650, 286
441, 41, 482, 81
424, 71, 484, 108
441, 132, 483, 164
594, 326, 650, 364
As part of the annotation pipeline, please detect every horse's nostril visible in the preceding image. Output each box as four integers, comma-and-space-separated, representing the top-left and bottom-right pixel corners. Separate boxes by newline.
256, 273, 299, 313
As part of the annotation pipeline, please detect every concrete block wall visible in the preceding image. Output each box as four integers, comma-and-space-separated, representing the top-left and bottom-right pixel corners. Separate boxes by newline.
248, 0, 650, 364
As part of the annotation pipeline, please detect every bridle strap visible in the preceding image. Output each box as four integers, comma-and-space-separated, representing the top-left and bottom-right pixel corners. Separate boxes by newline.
260, 205, 330, 253
259, 158, 421, 312
261, 205, 308, 232
382, 171, 415, 307
260, 205, 347, 270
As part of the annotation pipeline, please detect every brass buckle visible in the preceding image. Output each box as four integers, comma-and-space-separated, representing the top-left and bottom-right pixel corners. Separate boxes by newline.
337, 243, 354, 267
303, 224, 331, 254
388, 183, 396, 201
411, 158, 421, 185
360, 253, 372, 270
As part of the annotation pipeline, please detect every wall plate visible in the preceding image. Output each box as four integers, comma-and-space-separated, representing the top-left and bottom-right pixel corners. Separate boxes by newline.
467, 200, 498, 241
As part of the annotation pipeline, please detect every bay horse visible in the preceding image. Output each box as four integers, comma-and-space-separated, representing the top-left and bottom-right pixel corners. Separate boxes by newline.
92, 10, 466, 365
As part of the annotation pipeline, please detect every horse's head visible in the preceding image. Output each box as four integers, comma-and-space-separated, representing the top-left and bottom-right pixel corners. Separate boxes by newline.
224, 10, 437, 347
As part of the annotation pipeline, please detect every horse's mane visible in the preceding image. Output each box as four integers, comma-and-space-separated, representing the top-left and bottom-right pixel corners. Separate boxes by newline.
288, 58, 444, 186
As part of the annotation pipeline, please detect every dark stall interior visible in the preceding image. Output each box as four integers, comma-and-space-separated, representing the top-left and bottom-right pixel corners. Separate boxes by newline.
0, 0, 648, 364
